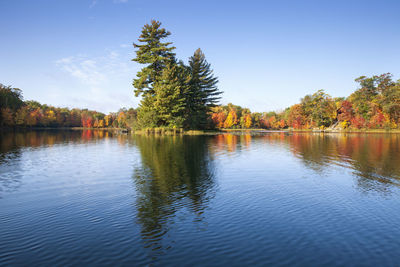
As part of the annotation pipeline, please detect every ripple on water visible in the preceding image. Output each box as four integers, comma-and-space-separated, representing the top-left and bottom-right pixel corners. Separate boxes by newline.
1, 132, 400, 266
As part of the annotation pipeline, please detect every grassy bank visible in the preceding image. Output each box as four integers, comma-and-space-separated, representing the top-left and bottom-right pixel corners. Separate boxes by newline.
132, 127, 222, 135
0, 126, 128, 131
221, 128, 400, 134
286, 128, 400, 134
4, 126, 400, 135
323, 128, 400, 134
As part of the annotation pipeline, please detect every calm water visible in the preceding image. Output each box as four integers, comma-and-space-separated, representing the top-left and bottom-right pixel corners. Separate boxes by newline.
1, 130, 400, 266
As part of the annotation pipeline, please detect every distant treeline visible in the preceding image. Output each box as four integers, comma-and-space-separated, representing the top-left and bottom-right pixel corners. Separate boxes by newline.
210, 73, 400, 130
130, 20, 400, 131
0, 84, 136, 128
1, 73, 400, 130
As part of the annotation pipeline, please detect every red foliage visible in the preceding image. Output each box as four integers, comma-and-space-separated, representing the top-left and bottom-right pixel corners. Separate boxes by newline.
292, 117, 303, 129
350, 115, 366, 129
81, 114, 93, 128
211, 112, 226, 128
368, 110, 385, 128
260, 118, 270, 129
279, 119, 286, 128
338, 100, 354, 121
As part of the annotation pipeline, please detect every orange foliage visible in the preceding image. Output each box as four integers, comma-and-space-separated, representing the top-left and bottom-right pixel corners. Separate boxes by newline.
350, 115, 366, 129
224, 109, 238, 128
338, 100, 354, 121
244, 114, 252, 128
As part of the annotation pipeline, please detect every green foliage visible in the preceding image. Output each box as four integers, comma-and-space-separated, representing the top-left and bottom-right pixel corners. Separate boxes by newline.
0, 84, 24, 126
137, 98, 158, 128
132, 135, 215, 245
300, 90, 336, 127
0, 84, 24, 110
132, 20, 176, 97
153, 63, 188, 127
349, 74, 394, 120
132, 20, 179, 128
185, 48, 222, 129
132, 22, 221, 130
380, 81, 400, 122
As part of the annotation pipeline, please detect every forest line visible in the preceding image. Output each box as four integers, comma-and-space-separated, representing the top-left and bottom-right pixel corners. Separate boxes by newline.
1, 72, 399, 131
1, 20, 400, 131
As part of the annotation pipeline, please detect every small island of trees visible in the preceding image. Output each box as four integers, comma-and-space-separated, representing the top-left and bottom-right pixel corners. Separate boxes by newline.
1, 21, 400, 132
132, 20, 222, 130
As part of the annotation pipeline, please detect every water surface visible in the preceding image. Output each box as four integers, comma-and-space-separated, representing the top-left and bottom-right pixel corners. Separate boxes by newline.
1, 130, 400, 266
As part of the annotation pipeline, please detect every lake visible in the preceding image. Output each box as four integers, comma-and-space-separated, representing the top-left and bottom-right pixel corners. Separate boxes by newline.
1, 130, 400, 266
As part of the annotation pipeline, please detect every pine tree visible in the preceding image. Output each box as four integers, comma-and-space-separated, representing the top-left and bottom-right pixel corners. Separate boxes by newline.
153, 63, 188, 127
132, 22, 223, 130
132, 20, 176, 97
136, 96, 158, 128
186, 48, 222, 129
132, 20, 176, 127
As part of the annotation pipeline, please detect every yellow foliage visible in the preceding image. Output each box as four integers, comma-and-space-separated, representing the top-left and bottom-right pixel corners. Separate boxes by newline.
46, 110, 56, 122
244, 114, 252, 128
117, 112, 126, 124
224, 109, 238, 128
340, 120, 350, 129
104, 115, 111, 127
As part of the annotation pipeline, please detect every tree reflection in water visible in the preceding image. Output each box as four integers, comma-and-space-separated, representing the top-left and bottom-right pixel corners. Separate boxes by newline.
0, 130, 84, 195
0, 129, 118, 196
131, 135, 217, 255
259, 132, 400, 193
2, 130, 400, 258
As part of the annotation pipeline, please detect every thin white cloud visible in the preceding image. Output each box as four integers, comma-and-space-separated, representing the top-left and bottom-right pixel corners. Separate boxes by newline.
89, 0, 97, 8
109, 51, 119, 59
90, 0, 127, 9
55, 51, 138, 112
56, 57, 105, 86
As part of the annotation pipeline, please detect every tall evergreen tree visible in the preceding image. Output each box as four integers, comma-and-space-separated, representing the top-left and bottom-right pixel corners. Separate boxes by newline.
153, 63, 188, 127
132, 20, 176, 96
132, 20, 176, 127
186, 48, 222, 129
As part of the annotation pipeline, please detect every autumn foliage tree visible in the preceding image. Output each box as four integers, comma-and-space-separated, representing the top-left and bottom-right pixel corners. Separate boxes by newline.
0, 84, 23, 126
287, 104, 305, 129
2, 72, 400, 131
243, 114, 252, 128
224, 109, 238, 128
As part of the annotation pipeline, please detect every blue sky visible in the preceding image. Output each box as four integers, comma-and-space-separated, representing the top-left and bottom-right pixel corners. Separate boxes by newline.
1, 0, 400, 113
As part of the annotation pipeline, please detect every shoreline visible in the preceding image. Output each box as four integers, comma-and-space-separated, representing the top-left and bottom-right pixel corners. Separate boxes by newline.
2, 127, 400, 135
221, 128, 400, 134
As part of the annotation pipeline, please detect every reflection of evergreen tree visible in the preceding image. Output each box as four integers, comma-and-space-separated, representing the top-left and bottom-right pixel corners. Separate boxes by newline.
131, 135, 216, 252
